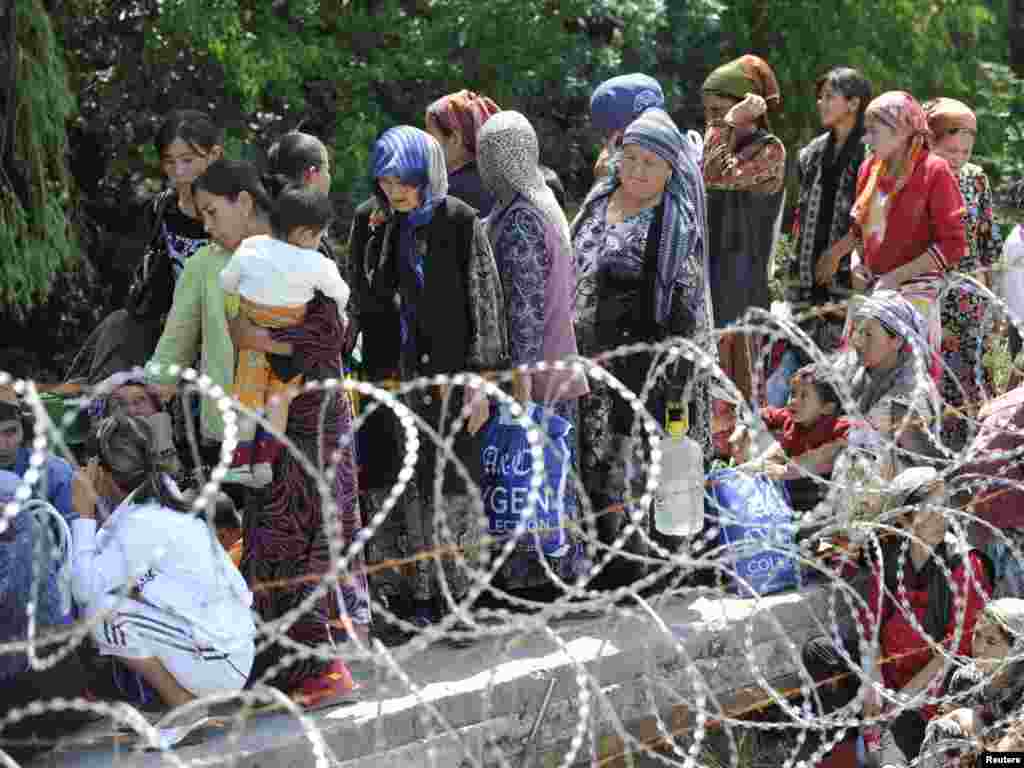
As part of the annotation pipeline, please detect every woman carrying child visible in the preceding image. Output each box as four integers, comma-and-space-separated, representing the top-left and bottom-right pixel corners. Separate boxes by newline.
219, 183, 350, 487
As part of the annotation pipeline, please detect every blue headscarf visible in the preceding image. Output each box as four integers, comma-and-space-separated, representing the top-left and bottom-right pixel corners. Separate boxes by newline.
372, 126, 449, 360
590, 74, 665, 138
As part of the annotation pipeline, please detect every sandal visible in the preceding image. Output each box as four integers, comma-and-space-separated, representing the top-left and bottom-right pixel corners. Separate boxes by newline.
290, 659, 360, 710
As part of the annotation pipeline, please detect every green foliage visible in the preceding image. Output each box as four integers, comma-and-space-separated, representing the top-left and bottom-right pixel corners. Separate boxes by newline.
719, 0, 1007, 180
974, 62, 1024, 183
0, 0, 77, 312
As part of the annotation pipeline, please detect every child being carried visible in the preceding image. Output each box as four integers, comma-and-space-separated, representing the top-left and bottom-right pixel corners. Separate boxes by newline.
219, 184, 349, 486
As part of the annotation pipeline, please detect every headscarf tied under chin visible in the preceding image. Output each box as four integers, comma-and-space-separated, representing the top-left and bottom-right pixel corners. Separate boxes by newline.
702, 55, 782, 114
590, 73, 665, 138
371, 126, 449, 360
851, 91, 932, 230
623, 108, 711, 333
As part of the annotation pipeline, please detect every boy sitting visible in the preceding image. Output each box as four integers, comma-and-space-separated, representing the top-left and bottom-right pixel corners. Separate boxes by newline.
737, 363, 850, 509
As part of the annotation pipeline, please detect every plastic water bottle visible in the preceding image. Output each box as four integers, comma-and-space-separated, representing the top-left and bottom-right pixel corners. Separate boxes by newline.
654, 399, 705, 536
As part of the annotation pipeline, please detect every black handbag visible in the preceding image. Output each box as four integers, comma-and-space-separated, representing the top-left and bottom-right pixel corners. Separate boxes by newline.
124, 190, 175, 322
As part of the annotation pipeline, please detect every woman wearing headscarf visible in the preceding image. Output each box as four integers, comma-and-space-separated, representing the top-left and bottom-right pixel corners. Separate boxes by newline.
424, 90, 502, 216
571, 108, 711, 581
701, 54, 787, 407
589, 73, 666, 181
923, 98, 1003, 450
788, 67, 873, 353
851, 92, 967, 377
847, 289, 942, 464
348, 126, 508, 631
902, 598, 1024, 768
476, 110, 590, 593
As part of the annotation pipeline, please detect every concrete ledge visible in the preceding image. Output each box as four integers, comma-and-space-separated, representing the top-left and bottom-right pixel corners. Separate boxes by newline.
33, 583, 839, 767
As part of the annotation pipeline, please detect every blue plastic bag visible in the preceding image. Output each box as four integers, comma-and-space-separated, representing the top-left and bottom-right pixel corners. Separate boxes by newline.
481, 404, 572, 556
705, 468, 799, 597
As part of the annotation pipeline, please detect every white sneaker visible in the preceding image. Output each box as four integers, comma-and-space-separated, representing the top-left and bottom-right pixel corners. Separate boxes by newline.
222, 464, 273, 488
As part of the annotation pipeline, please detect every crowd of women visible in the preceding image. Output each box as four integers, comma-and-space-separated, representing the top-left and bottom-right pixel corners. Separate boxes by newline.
1, 51, 1024, 767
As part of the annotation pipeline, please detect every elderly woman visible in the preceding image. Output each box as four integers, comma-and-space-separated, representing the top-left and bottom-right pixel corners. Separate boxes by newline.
788, 67, 873, 354
800, 467, 993, 764
701, 54, 787, 406
589, 73, 666, 181
424, 90, 502, 216
851, 92, 967, 376
349, 126, 507, 632
891, 598, 1024, 768
921, 98, 1003, 450
476, 110, 590, 593
0, 470, 91, 761
572, 108, 711, 582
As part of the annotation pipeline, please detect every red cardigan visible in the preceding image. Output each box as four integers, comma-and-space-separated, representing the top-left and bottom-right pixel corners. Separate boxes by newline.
856, 150, 967, 277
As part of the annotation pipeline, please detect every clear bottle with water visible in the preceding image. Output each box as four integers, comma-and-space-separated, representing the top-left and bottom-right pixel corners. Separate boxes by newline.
654, 398, 705, 537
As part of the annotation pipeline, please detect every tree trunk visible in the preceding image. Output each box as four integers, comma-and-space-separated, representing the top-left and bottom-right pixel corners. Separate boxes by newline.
1011, 0, 1024, 77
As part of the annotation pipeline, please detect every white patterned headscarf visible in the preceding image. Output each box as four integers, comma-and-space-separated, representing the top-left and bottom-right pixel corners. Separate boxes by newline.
476, 111, 571, 254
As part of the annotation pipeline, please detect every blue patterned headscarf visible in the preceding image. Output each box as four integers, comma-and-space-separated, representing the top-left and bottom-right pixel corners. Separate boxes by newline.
590, 74, 665, 138
372, 126, 449, 359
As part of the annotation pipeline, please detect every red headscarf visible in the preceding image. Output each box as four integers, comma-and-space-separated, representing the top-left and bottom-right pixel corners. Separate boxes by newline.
425, 90, 501, 156
851, 91, 931, 229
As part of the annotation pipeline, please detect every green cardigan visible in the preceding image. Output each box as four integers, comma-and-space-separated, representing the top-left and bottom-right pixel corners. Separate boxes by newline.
146, 243, 237, 443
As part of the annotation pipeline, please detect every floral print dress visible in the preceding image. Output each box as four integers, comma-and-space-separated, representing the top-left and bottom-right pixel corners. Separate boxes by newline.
941, 163, 1003, 451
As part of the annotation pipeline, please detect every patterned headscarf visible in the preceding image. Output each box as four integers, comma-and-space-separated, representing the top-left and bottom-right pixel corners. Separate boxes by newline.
372, 126, 449, 361
477, 111, 571, 254
621, 108, 711, 330
855, 289, 929, 347
88, 368, 160, 420
425, 90, 501, 157
924, 97, 977, 138
702, 55, 782, 110
852, 91, 931, 229
589, 73, 665, 138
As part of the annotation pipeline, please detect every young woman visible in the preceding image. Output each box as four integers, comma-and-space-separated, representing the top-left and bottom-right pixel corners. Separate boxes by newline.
70, 415, 255, 707
924, 98, 1003, 450
161, 156, 367, 703
789, 67, 873, 353
79, 110, 222, 384
349, 126, 507, 634
476, 110, 590, 594
572, 108, 711, 584
424, 90, 502, 216
701, 54, 787, 406
851, 92, 967, 377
